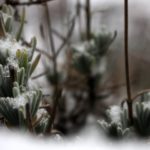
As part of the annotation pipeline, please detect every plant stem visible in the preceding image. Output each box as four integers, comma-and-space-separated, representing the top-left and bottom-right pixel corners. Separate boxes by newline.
124, 0, 133, 124
77, 0, 82, 40
5, 0, 54, 6
26, 103, 33, 132
45, 4, 59, 133
45, 88, 62, 134
85, 0, 91, 41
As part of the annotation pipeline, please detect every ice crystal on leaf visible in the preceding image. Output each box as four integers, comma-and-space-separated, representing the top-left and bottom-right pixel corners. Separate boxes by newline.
0, 5, 48, 134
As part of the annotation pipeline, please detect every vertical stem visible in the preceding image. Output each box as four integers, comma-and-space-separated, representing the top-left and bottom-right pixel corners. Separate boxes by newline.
45, 4, 60, 133
45, 4, 56, 56
77, 0, 82, 40
85, 0, 91, 40
124, 0, 133, 124
26, 103, 33, 132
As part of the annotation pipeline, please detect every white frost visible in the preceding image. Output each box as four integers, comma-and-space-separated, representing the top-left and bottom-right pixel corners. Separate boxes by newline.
11, 95, 28, 109
108, 105, 122, 123
0, 36, 29, 57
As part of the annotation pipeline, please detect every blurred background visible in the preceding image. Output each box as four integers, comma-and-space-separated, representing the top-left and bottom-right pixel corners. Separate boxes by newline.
3, 0, 150, 135
22, 0, 150, 100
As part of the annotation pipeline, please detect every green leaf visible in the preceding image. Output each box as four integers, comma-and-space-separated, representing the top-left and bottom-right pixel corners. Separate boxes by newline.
18, 107, 26, 130
17, 67, 25, 86
0, 12, 6, 38
16, 7, 25, 41
1, 4, 8, 14
29, 37, 37, 61
7, 5, 14, 16
13, 87, 20, 97
16, 50, 28, 70
0, 98, 19, 126
30, 90, 42, 117
5, 17, 12, 33
30, 54, 41, 76
16, 49, 21, 59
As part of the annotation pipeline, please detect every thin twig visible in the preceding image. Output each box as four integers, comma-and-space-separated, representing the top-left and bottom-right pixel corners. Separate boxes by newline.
51, 28, 66, 41
45, 4, 56, 56
55, 16, 75, 57
85, 0, 91, 40
124, 0, 133, 124
21, 37, 53, 60
36, 49, 53, 60
122, 89, 150, 107
45, 3, 60, 134
132, 89, 150, 101
76, 0, 82, 40
5, 0, 55, 6
124, 0, 131, 100
45, 88, 62, 134
32, 70, 49, 80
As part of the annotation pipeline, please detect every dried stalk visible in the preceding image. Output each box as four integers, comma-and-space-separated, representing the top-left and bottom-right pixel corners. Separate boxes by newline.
85, 0, 91, 40
5, 0, 55, 6
124, 0, 133, 124
21, 38, 53, 60
45, 3, 59, 134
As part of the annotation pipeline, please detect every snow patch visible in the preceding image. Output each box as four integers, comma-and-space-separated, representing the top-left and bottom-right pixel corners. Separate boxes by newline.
107, 105, 122, 123
0, 36, 30, 57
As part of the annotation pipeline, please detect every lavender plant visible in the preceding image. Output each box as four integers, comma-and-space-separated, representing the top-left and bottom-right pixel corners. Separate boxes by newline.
98, 0, 150, 139
98, 93, 150, 138
0, 5, 50, 134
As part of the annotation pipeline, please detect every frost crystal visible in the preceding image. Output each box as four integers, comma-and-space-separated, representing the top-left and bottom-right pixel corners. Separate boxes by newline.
107, 106, 122, 123
0, 36, 29, 57
9, 91, 34, 109
36, 109, 48, 120
10, 95, 27, 109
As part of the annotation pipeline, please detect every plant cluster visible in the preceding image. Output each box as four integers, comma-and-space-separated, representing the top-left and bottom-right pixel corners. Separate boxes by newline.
0, 0, 149, 141
0, 2, 117, 136
0, 5, 51, 134
99, 93, 150, 138
48, 30, 117, 134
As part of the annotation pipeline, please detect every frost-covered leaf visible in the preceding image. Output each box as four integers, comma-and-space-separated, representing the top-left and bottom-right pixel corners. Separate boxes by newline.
0, 98, 19, 126
16, 8, 25, 41
98, 120, 129, 138
30, 54, 41, 76
29, 37, 37, 61
0, 12, 6, 38
133, 102, 150, 136
29, 90, 42, 117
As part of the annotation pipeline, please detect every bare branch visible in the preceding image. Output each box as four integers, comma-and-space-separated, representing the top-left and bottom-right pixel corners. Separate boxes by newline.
32, 70, 49, 80
85, 0, 91, 40
124, 0, 133, 124
55, 16, 75, 57
5, 0, 55, 6
51, 28, 66, 41
21, 37, 53, 60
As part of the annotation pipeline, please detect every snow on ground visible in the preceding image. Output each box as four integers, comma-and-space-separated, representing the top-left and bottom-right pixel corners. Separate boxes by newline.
0, 126, 149, 150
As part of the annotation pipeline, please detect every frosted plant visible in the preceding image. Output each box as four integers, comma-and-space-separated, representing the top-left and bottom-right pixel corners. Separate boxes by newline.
0, 5, 50, 134
51, 29, 118, 134
72, 31, 117, 75
98, 92, 150, 138
133, 94, 150, 137
98, 120, 129, 138
67, 30, 117, 112
98, 105, 130, 138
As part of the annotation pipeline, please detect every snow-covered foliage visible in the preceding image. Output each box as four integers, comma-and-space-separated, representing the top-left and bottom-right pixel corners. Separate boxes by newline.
98, 92, 150, 138
0, 5, 50, 134
71, 31, 116, 75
